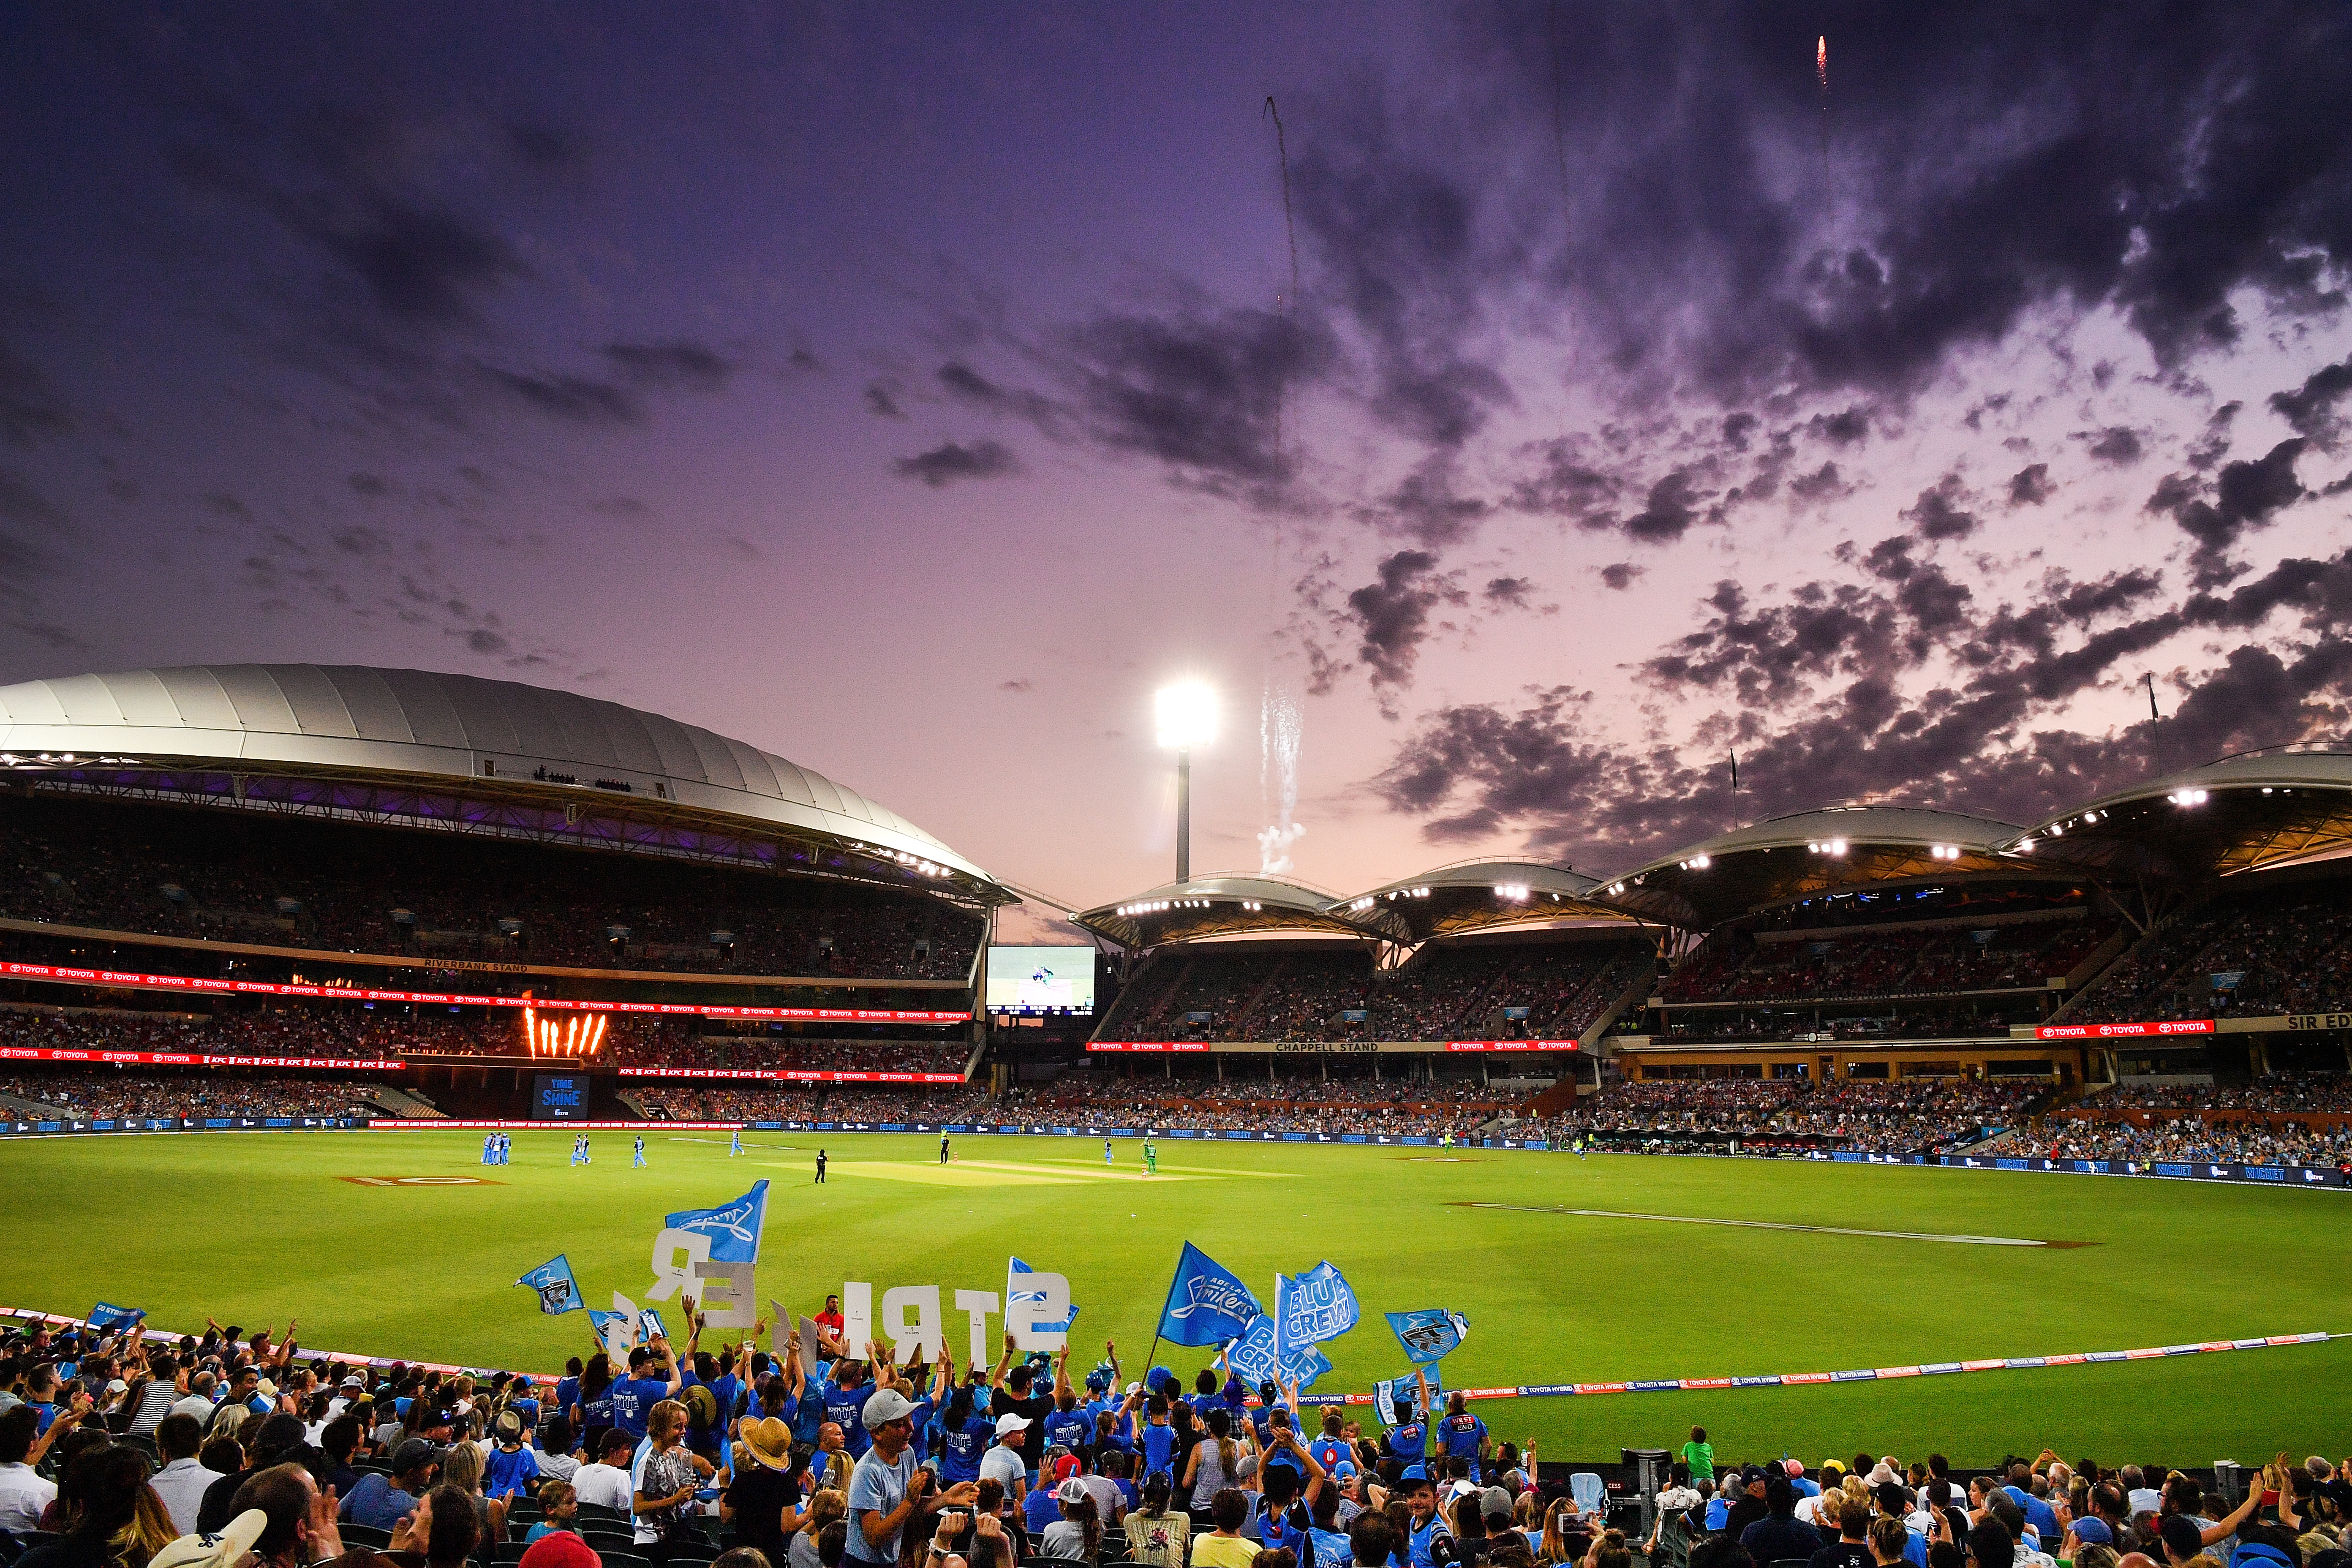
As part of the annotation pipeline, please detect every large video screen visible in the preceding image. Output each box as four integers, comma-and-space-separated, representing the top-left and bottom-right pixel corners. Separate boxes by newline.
986, 945, 1095, 1015
532, 1073, 591, 1120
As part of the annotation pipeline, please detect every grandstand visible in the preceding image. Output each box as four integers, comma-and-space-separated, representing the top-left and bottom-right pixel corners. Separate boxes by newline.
0, 665, 1004, 1124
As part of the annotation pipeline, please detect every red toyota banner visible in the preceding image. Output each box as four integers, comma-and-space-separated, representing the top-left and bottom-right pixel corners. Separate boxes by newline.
2034, 1018, 2215, 1040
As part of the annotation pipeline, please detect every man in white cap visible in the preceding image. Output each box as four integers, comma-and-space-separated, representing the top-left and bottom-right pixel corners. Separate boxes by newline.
846, 1389, 977, 1568
979, 1413, 1030, 1505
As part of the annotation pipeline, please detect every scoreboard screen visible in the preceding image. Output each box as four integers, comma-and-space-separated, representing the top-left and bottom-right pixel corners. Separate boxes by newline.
532, 1073, 590, 1119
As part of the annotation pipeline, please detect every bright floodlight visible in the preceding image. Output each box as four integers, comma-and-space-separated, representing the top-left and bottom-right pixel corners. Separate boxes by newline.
1156, 682, 1216, 749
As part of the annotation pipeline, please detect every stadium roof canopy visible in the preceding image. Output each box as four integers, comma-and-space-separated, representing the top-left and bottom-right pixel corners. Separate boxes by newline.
0, 664, 1011, 905
1331, 857, 1641, 943
1072, 873, 1365, 948
1599, 804, 2030, 930
1996, 746, 2352, 882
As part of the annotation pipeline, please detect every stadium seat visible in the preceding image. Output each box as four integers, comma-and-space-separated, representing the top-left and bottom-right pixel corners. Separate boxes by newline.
340, 1527, 392, 1552
494, 1546, 529, 1567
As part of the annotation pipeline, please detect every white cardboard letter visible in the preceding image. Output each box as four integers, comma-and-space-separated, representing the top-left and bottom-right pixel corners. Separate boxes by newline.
645, 1228, 711, 1302
607, 1292, 638, 1364
693, 1258, 757, 1328
953, 1290, 999, 1367
842, 1281, 874, 1354
1003, 1272, 1069, 1352
881, 1285, 943, 1365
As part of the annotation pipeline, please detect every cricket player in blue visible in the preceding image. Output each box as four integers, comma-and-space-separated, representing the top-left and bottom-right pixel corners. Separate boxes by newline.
482, 1133, 495, 1165
1104, 1137, 1114, 1165
633, 1135, 647, 1168
730, 1127, 743, 1157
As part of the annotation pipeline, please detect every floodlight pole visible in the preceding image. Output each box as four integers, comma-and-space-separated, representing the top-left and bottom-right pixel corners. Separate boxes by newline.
1176, 747, 1191, 883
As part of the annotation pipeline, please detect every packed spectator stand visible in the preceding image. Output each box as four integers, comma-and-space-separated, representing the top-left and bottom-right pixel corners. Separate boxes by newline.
2, 795, 978, 982
2068, 887, 2352, 1024
1094, 939, 1651, 1044
1, 1301, 2342, 1568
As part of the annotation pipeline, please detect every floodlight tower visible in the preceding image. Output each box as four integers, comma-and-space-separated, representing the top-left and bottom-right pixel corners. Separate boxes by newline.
1155, 682, 1215, 883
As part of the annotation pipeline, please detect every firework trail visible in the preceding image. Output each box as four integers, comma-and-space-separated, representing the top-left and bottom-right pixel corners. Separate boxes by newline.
1258, 682, 1305, 875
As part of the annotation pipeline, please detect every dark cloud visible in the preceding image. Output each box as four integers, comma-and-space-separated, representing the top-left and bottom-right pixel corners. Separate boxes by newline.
604, 341, 735, 391
1622, 469, 1706, 543
1508, 439, 1620, 524
1372, 457, 1489, 546
1344, 548, 1467, 699
347, 471, 387, 495
1378, 547, 2352, 864
2082, 426, 2145, 466
864, 381, 906, 419
1901, 472, 1979, 540
997, 678, 1033, 693
0, 341, 71, 446
482, 367, 640, 426
1598, 562, 1643, 590
2270, 359, 2352, 446
2147, 438, 2308, 587
890, 438, 1021, 487
317, 201, 528, 324
1808, 406, 1871, 447
1065, 307, 1337, 500
1787, 461, 1853, 504
2008, 463, 2055, 506
1483, 575, 1536, 609
938, 361, 1060, 427
0, 469, 68, 583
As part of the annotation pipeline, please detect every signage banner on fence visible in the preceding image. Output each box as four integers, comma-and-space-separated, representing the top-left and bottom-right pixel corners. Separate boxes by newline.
0, 961, 968, 1024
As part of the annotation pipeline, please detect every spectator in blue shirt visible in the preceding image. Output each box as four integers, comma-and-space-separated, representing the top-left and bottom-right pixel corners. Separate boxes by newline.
487, 1410, 544, 1501
1437, 1395, 1487, 1482
825, 1353, 879, 1460
608, 1339, 684, 1441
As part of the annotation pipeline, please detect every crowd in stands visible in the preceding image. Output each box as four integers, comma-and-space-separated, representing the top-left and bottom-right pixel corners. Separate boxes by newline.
2071, 885, 2352, 1023
2082, 1075, 2352, 1114
0, 1007, 966, 1078
6, 1301, 2347, 1568
2, 794, 977, 980
1662, 915, 2115, 1007
1652, 1009, 2019, 1045
1097, 940, 1651, 1044
0, 1070, 381, 1120
642, 1085, 996, 1124
2028, 1116, 2352, 1166
1546, 1077, 2040, 1154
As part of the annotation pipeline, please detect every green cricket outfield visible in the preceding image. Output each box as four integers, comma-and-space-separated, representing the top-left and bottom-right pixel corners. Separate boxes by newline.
3, 1127, 2345, 1465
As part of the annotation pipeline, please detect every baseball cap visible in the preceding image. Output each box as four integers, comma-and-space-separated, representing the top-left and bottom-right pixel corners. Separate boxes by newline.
519, 1533, 603, 1568
994, 1412, 1031, 1437
1057, 1478, 1090, 1504
1481, 1487, 1513, 1522
1335, 1462, 1359, 1481
390, 1437, 441, 1474
862, 1389, 918, 1431
1400, 1465, 1432, 1489
2071, 1519, 2115, 1546
1784, 1460, 1805, 1478
150, 1509, 270, 1568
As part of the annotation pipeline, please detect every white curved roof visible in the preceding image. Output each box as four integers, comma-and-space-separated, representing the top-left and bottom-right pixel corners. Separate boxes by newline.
0, 664, 994, 885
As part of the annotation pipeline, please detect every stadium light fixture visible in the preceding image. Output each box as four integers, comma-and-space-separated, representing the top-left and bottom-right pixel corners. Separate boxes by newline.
1156, 681, 1215, 882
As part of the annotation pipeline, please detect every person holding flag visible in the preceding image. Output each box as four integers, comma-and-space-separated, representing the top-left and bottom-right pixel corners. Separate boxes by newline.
1383, 1367, 1433, 1470
634, 1135, 647, 1168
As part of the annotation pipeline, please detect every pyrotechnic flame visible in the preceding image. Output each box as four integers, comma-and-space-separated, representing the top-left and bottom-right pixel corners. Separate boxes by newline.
1816, 35, 1828, 97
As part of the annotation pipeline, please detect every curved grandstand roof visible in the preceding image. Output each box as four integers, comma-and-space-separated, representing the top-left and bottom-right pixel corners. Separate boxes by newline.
1997, 746, 2352, 882
1334, 857, 1638, 942
1600, 804, 2030, 930
0, 664, 1005, 899
1073, 872, 1365, 948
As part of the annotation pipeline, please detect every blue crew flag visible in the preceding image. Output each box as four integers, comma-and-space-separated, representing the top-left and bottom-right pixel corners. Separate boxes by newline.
517, 1255, 583, 1316
1008, 1257, 1078, 1333
1374, 1366, 1443, 1430
666, 1180, 770, 1262
1228, 1312, 1334, 1389
1156, 1242, 1262, 1347
87, 1303, 144, 1334
1384, 1309, 1469, 1365
1275, 1260, 1359, 1349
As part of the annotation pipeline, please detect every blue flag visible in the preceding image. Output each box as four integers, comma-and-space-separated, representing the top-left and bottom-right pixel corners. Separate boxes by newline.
516, 1256, 584, 1316
1374, 1366, 1443, 1431
639, 1307, 670, 1342
1384, 1309, 1469, 1365
666, 1180, 769, 1263
1275, 1261, 1359, 1349
1007, 1257, 1079, 1333
1223, 1313, 1283, 1386
1156, 1242, 1261, 1347
87, 1303, 144, 1334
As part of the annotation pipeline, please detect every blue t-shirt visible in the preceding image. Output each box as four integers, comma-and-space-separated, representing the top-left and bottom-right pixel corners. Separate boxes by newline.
1142, 1423, 1178, 1478
1408, 1516, 1453, 1568
487, 1444, 542, 1499
1309, 1437, 1349, 1474
579, 1388, 615, 1432
340, 1474, 421, 1531
1705, 1499, 1729, 1531
1438, 1413, 1486, 1474
941, 1416, 993, 1483
1386, 1421, 1427, 1463
555, 1377, 581, 1419
1042, 1407, 1092, 1453
1024, 1486, 1063, 1535
709, 1374, 743, 1426
1188, 1393, 1222, 1424
526, 1523, 576, 1545
609, 1375, 672, 1438
826, 1381, 877, 1457
1311, 1526, 1355, 1567
2005, 1488, 2062, 1546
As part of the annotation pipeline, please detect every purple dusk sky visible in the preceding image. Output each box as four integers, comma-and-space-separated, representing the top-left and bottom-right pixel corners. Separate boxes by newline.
4, 3, 2350, 936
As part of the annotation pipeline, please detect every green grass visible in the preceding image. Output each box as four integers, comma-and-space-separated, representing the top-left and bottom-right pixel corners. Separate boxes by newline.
3, 1129, 2347, 1466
